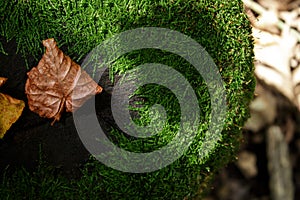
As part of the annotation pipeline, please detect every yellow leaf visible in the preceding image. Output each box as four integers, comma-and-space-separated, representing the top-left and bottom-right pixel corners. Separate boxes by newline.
0, 77, 25, 139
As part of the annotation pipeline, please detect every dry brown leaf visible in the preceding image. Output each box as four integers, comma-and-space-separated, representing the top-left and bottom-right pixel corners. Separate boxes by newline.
0, 77, 7, 87
245, 83, 277, 132
258, 0, 299, 10
253, 26, 298, 105
236, 151, 257, 179
0, 77, 25, 139
25, 38, 103, 125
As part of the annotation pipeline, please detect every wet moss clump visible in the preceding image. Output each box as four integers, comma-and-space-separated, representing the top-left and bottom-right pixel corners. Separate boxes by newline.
0, 0, 255, 199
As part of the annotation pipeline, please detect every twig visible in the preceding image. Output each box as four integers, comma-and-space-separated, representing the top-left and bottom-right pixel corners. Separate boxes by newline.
266, 126, 294, 200
243, 0, 300, 42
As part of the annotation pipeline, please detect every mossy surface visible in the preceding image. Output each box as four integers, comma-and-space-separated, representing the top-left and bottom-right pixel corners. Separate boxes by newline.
0, 0, 255, 199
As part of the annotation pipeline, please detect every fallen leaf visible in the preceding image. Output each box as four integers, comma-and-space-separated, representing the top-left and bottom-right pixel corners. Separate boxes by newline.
253, 26, 298, 105
257, 0, 296, 10
0, 77, 7, 87
25, 38, 103, 125
237, 151, 257, 179
244, 83, 277, 132
0, 77, 25, 139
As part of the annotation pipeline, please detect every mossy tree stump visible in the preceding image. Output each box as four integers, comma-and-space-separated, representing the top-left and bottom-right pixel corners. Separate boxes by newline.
0, 0, 255, 199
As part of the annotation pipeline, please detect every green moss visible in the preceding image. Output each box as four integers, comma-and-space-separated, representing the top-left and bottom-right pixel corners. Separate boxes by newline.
0, 0, 255, 199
